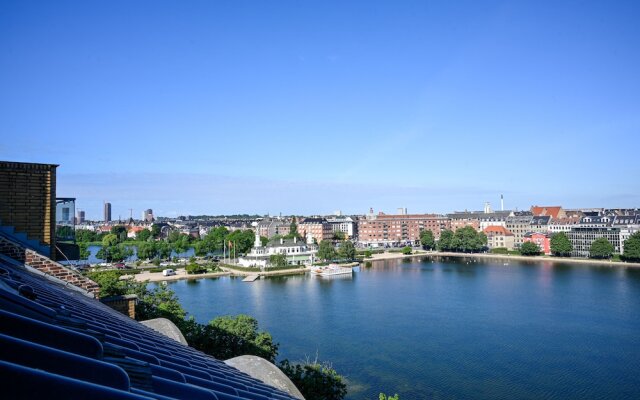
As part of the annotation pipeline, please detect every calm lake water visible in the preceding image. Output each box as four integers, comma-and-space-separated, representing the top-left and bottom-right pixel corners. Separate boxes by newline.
156, 257, 640, 400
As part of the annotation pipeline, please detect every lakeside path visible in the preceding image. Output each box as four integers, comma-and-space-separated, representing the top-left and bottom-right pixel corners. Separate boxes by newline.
367, 250, 640, 268
130, 269, 230, 283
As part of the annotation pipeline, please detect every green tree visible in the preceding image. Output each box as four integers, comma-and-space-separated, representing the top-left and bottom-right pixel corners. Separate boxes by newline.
520, 241, 541, 256
204, 315, 279, 363
401, 246, 412, 255
550, 232, 573, 257
364, 249, 373, 258
338, 241, 356, 260
623, 232, 640, 261
156, 241, 172, 259
420, 229, 435, 250
589, 237, 614, 259
171, 234, 192, 255
136, 284, 187, 322
269, 253, 287, 268
167, 230, 182, 243
137, 241, 158, 260
332, 231, 346, 241
227, 229, 255, 255
278, 360, 347, 400
260, 236, 269, 247
379, 394, 400, 400
75, 229, 97, 243
136, 229, 151, 242
186, 262, 207, 274
102, 233, 119, 247
452, 226, 486, 253
110, 225, 128, 242
317, 240, 336, 261
78, 242, 90, 260
437, 229, 454, 251
288, 217, 299, 239
151, 224, 161, 239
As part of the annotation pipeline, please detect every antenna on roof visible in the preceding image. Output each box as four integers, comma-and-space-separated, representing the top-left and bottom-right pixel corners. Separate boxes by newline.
501, 194, 504, 211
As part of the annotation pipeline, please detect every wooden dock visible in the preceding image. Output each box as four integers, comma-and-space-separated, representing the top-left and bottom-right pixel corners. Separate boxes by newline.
242, 275, 260, 282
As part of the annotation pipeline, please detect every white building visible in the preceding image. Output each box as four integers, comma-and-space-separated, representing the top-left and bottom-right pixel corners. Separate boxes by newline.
326, 216, 356, 239
238, 231, 318, 268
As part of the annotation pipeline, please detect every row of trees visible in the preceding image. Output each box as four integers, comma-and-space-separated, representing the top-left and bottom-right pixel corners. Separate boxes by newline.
78, 225, 260, 262
422, 227, 488, 253
316, 240, 356, 262
419, 227, 640, 261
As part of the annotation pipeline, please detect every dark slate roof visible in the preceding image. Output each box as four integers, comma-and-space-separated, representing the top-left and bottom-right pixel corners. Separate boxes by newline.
580, 215, 614, 226
0, 256, 298, 400
530, 216, 551, 225
613, 215, 640, 225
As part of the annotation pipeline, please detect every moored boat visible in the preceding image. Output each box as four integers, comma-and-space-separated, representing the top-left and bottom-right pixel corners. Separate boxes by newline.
311, 263, 354, 276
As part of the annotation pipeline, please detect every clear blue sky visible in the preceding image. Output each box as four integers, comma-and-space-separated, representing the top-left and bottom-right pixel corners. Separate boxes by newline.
1, 1, 639, 219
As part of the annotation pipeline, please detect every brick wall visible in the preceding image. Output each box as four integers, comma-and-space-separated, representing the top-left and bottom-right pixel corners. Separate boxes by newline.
100, 295, 137, 319
0, 161, 57, 259
0, 234, 100, 297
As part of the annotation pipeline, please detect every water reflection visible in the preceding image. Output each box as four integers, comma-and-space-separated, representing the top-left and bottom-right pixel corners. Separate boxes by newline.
157, 257, 640, 400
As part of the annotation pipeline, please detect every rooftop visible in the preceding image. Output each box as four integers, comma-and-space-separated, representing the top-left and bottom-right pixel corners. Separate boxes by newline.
0, 255, 300, 400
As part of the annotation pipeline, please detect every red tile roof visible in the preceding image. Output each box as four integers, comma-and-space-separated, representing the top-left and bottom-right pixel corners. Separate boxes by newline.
530, 206, 563, 219
483, 225, 514, 236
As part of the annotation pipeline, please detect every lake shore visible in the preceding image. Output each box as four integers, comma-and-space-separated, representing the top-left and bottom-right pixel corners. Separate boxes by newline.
367, 249, 640, 268
130, 269, 230, 282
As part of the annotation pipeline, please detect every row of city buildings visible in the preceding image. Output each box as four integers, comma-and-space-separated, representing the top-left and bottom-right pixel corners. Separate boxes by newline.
73, 204, 640, 259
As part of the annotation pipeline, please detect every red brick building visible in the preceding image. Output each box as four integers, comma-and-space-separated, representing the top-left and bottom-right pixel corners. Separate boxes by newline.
357, 213, 450, 245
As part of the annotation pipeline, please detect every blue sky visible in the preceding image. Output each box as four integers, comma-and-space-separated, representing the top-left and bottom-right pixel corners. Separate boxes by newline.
1, 1, 639, 219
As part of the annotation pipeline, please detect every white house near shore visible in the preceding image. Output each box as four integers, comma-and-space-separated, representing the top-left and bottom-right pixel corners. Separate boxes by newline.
238, 231, 318, 268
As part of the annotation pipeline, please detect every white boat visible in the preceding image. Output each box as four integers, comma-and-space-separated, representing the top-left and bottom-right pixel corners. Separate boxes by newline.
311, 264, 353, 276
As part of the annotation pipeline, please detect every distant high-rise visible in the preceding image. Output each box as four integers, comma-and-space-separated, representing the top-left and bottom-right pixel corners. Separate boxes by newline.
104, 202, 112, 222
77, 210, 85, 224
143, 209, 154, 222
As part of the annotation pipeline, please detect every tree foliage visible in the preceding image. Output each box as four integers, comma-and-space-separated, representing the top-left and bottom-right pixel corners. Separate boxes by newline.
317, 240, 336, 261
196, 315, 279, 363
520, 241, 541, 256
278, 360, 347, 400
137, 241, 158, 260
437, 229, 455, 251
438, 227, 486, 253
379, 394, 400, 400
623, 232, 640, 261
136, 228, 151, 242
110, 225, 128, 242
76, 229, 98, 243
550, 232, 572, 257
401, 246, 412, 255
589, 237, 614, 259
420, 230, 435, 250
338, 241, 356, 260
269, 253, 287, 268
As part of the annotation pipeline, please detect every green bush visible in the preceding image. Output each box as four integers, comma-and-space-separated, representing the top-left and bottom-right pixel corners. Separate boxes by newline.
278, 359, 347, 400
401, 246, 412, 255
186, 263, 207, 274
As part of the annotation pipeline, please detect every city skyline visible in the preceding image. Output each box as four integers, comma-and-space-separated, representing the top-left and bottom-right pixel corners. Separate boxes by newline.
2, 1, 640, 218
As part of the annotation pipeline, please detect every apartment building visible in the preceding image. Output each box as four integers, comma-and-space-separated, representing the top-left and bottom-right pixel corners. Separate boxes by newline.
483, 225, 515, 250
358, 213, 451, 246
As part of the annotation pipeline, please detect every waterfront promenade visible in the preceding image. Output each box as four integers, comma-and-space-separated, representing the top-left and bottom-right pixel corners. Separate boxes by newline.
129, 251, 639, 283
371, 250, 640, 268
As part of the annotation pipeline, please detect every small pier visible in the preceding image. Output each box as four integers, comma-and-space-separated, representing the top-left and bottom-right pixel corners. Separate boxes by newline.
242, 275, 260, 282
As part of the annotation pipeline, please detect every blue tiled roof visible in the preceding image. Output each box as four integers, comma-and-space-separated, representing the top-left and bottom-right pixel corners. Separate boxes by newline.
0, 257, 299, 400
